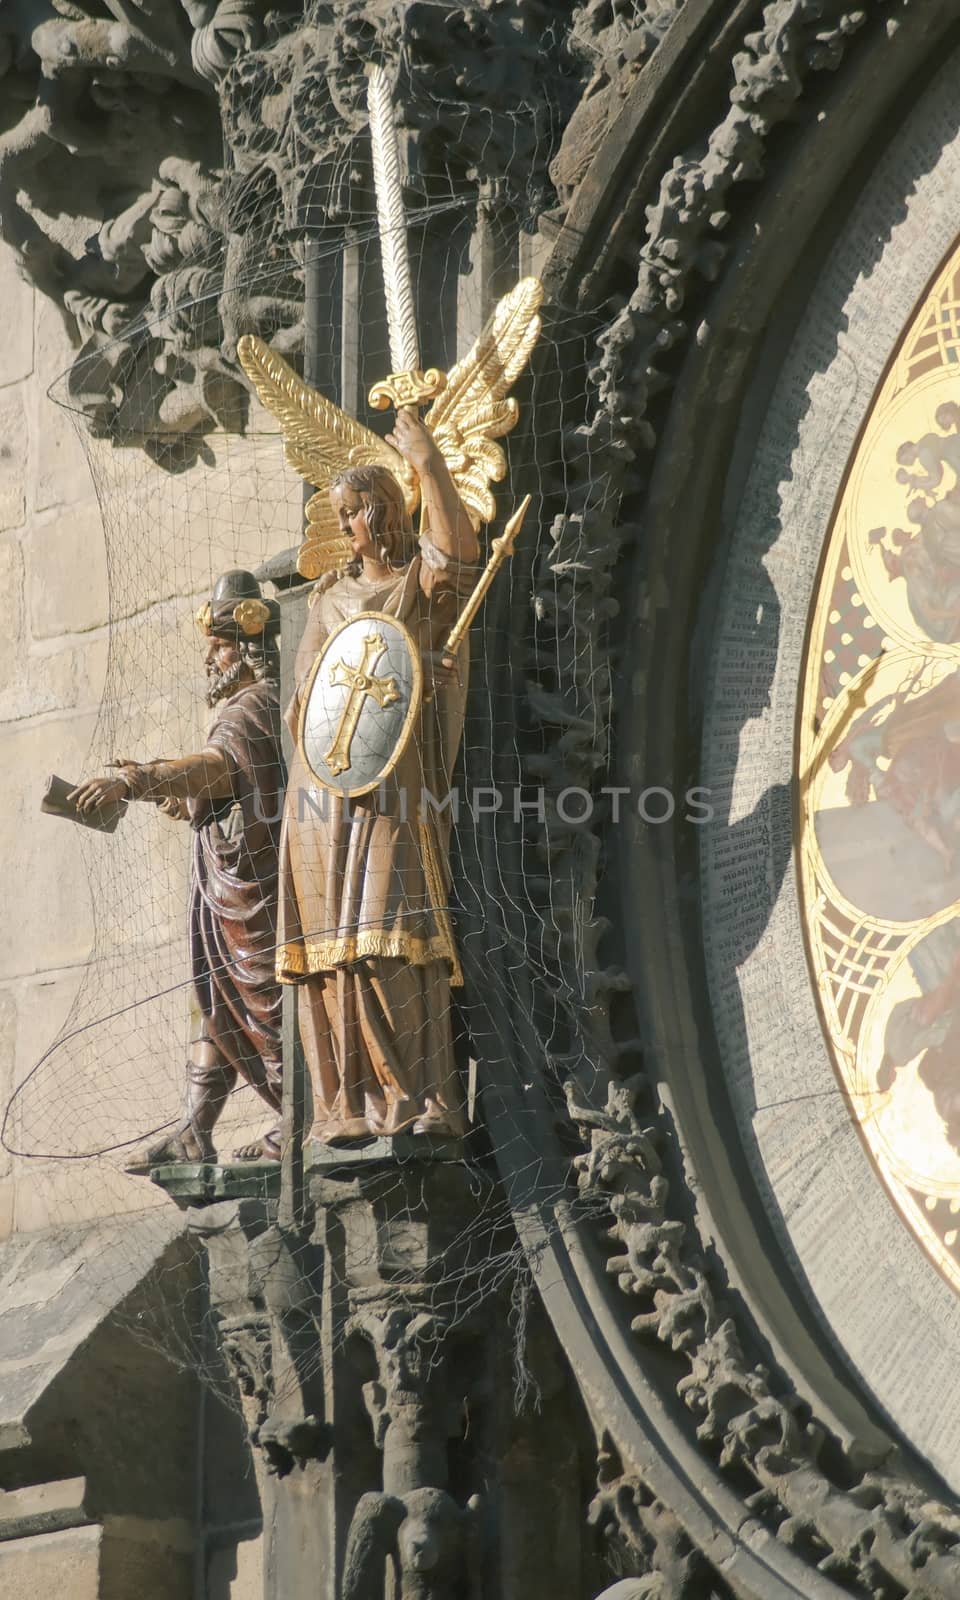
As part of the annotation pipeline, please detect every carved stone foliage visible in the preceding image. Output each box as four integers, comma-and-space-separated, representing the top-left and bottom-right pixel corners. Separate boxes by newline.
218, 1308, 273, 1435
550, 0, 684, 204
590, 0, 875, 427
0, 1, 580, 462
590, 1436, 713, 1599
349, 1303, 451, 1458
0, 2, 251, 462
567, 1080, 960, 1597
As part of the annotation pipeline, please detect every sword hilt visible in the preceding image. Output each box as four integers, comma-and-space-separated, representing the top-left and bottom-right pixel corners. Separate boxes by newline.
369, 368, 447, 413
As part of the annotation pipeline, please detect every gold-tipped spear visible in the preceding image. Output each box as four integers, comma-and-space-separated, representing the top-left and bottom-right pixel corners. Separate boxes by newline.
441, 495, 532, 664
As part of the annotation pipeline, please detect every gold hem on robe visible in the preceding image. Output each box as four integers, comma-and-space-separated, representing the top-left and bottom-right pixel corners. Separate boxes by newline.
278, 929, 463, 985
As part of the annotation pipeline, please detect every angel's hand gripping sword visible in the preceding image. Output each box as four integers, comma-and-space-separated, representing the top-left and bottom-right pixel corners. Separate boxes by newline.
235, 67, 542, 580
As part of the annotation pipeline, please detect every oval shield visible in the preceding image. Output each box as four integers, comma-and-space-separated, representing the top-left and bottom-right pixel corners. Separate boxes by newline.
298, 610, 423, 797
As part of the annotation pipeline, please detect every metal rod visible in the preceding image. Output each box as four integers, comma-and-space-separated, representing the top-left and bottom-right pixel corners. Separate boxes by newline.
340, 232, 361, 417
279, 235, 324, 1231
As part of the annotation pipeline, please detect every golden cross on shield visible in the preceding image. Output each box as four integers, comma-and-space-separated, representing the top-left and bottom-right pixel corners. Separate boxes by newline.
323, 629, 401, 777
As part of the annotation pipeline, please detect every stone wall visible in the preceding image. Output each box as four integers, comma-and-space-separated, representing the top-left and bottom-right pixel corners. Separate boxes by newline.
0, 237, 302, 1235
0, 95, 283, 1589
0, 239, 112, 1235
0, 1217, 265, 1598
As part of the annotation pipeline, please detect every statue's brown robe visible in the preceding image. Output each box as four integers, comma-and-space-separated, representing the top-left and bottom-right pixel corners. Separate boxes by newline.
190, 679, 284, 1109
278, 545, 475, 1140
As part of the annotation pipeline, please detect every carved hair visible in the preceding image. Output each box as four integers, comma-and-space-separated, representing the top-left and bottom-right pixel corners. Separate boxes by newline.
239, 632, 280, 688
206, 631, 279, 706
332, 464, 416, 577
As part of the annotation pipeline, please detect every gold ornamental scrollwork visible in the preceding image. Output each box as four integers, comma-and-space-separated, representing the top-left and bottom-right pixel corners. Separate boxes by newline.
368, 367, 448, 412
799, 239, 960, 1294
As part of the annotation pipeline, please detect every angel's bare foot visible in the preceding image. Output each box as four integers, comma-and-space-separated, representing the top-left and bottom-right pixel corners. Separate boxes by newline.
232, 1126, 281, 1163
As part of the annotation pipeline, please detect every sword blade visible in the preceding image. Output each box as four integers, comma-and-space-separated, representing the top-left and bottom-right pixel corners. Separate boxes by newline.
367, 64, 420, 374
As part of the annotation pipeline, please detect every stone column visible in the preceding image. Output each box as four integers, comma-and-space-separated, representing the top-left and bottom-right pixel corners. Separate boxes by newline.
171, 1138, 591, 1600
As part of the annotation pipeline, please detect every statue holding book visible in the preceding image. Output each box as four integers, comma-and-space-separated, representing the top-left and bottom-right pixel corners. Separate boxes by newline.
68, 571, 285, 1167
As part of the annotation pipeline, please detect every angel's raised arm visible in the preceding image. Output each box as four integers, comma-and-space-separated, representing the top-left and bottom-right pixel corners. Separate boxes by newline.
386, 409, 479, 568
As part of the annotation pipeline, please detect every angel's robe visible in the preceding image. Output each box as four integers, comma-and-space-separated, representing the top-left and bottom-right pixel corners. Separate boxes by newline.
277, 540, 475, 1141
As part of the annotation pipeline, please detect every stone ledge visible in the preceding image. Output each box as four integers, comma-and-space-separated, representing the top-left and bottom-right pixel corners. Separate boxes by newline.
148, 1161, 282, 1208
149, 1138, 475, 1208
0, 1476, 89, 1543
306, 1133, 468, 1169
0, 1523, 101, 1600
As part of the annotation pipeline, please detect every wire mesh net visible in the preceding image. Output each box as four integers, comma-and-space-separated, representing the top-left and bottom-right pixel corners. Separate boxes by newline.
2, 31, 617, 1414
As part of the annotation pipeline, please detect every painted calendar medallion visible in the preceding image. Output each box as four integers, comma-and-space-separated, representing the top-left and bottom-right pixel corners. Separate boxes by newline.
799, 241, 960, 1289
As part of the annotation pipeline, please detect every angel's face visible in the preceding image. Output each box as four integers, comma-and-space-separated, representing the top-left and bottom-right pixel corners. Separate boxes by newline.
332, 486, 375, 558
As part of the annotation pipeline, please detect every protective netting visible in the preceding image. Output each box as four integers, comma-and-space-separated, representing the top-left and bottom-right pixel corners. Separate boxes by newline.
2, 41, 615, 1412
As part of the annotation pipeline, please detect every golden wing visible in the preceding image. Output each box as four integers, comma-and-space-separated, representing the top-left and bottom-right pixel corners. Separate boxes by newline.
424, 277, 543, 528
236, 334, 418, 578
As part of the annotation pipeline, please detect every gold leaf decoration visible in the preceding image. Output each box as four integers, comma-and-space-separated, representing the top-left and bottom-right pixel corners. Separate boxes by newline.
236, 335, 419, 574
425, 277, 543, 527
232, 598, 271, 635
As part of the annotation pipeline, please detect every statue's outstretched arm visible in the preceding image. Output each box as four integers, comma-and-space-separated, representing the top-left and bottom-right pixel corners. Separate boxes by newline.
69, 748, 234, 815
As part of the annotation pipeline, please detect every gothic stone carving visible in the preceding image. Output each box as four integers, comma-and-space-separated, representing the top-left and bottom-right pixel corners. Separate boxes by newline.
343, 1486, 483, 1600
466, 2, 960, 1596
589, 1436, 710, 1599
218, 1309, 273, 1437
550, 0, 685, 205
566, 1066, 960, 1596
325, 1159, 521, 1600
0, 2, 576, 461
20, 1, 960, 1595
196, 1203, 331, 1478
344, 1296, 486, 1598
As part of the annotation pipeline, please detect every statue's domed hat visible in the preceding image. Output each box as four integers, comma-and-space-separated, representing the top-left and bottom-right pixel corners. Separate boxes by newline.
195, 570, 280, 640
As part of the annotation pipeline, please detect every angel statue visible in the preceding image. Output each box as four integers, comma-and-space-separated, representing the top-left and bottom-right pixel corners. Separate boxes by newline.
238, 276, 541, 1144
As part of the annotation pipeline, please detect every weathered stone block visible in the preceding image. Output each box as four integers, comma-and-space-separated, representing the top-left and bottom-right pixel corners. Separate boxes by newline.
11, 1148, 168, 1237
99, 1528, 193, 1599
33, 300, 92, 513
0, 635, 109, 727
0, 712, 98, 980
207, 1532, 264, 1599
0, 241, 35, 389
0, 968, 94, 1234
0, 987, 14, 1188
0, 390, 27, 531
0, 534, 24, 698
28, 501, 110, 639
0, 1523, 101, 1599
